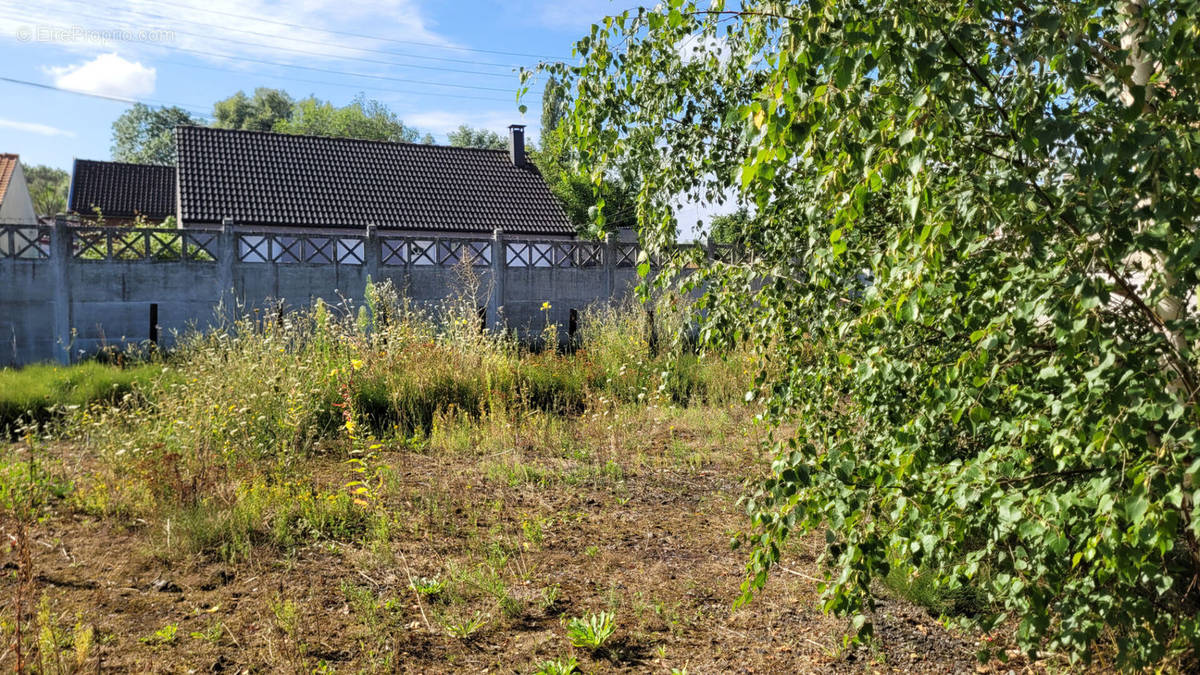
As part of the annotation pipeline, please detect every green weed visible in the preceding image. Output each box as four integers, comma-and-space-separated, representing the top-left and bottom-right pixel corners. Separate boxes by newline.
442, 611, 487, 640
565, 611, 616, 651
533, 656, 579, 675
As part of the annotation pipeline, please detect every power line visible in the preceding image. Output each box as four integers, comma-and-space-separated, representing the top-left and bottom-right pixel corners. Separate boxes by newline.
85, 1, 528, 69
49, 2, 522, 79
0, 75, 210, 115
0, 11, 537, 96
86, 1, 525, 70
157, 58, 528, 104
138, 0, 571, 61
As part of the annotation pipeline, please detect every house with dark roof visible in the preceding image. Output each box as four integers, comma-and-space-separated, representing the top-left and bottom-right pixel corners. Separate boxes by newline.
67, 124, 575, 239
174, 124, 575, 237
68, 159, 176, 225
0, 153, 36, 226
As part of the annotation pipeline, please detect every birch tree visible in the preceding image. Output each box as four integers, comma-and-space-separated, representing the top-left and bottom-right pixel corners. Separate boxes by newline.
535, 0, 1200, 666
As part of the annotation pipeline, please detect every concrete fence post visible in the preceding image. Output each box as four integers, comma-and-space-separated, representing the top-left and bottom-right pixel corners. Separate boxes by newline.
488, 227, 505, 331
603, 232, 615, 303
218, 218, 235, 323
51, 216, 72, 364
364, 223, 380, 284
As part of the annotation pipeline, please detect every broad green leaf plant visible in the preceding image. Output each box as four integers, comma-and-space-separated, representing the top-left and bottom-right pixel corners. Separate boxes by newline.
531, 0, 1200, 667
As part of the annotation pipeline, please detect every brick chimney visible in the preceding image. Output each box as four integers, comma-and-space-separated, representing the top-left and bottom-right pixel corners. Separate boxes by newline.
508, 124, 526, 168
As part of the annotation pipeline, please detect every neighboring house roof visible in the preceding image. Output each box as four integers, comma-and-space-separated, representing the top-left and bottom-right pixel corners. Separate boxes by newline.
0, 153, 16, 205
0, 154, 37, 225
175, 126, 574, 235
69, 159, 176, 220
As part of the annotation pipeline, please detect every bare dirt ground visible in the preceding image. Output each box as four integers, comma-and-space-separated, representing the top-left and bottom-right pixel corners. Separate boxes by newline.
1, 407, 1021, 673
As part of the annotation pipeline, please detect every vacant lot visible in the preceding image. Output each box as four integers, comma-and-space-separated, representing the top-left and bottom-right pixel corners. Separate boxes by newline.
2, 294, 996, 673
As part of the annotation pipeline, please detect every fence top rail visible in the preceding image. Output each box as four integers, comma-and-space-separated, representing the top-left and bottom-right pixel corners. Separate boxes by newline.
69, 225, 186, 236
4, 221, 748, 267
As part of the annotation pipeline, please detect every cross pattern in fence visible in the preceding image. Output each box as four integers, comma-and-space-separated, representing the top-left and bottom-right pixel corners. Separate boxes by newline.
238, 233, 364, 265
4, 223, 752, 271
0, 225, 51, 259
505, 241, 605, 268
613, 243, 639, 268
69, 227, 217, 262
711, 244, 751, 265
401, 238, 492, 267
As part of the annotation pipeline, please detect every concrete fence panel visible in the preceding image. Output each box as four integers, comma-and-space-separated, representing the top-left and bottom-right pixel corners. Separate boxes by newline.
0, 220, 732, 366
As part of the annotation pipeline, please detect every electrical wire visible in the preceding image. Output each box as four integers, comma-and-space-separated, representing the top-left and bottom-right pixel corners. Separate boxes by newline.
156, 57, 530, 104
0, 11, 536, 95
80, 0, 526, 69
41, 2, 523, 79
137, 0, 571, 61
0, 74, 210, 115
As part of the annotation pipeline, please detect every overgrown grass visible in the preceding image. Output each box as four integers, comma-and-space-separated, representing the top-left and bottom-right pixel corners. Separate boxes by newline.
164, 479, 373, 563
0, 361, 165, 433
0, 278, 1018, 672
883, 563, 990, 621
19, 280, 749, 554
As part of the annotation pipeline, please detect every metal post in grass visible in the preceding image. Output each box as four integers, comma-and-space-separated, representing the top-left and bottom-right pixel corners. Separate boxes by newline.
51, 216, 71, 364
603, 232, 615, 305
218, 217, 236, 325
488, 227, 505, 332
364, 222, 380, 286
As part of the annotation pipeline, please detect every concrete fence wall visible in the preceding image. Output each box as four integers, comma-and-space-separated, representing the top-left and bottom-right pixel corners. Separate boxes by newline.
0, 220, 747, 367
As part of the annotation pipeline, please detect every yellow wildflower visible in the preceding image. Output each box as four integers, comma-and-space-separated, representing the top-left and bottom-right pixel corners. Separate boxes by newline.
350, 358, 364, 370
540, 301, 552, 311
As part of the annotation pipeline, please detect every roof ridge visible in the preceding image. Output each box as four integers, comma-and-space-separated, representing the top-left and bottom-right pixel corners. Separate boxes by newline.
75, 158, 176, 169
177, 125, 513, 154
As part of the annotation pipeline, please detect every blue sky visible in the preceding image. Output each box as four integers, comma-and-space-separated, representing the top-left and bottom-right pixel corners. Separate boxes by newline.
0, 0, 630, 169
0, 0, 734, 235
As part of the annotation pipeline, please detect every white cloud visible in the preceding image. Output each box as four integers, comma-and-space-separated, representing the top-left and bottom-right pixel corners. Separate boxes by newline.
2, 0, 460, 66
46, 53, 156, 98
0, 118, 76, 137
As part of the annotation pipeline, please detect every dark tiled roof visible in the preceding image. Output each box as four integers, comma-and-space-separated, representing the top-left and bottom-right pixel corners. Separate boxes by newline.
69, 159, 176, 220
175, 126, 574, 235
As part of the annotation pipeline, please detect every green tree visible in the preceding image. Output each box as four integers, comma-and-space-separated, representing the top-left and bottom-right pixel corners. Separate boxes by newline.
529, 77, 638, 238
543, 0, 1200, 668
708, 207, 752, 245
21, 164, 69, 217
273, 94, 419, 143
213, 88, 294, 131
540, 76, 569, 139
446, 124, 506, 149
110, 103, 202, 165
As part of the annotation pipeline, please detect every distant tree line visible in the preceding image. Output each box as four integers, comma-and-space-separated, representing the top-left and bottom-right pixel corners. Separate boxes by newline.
109, 87, 513, 165
28, 85, 647, 235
